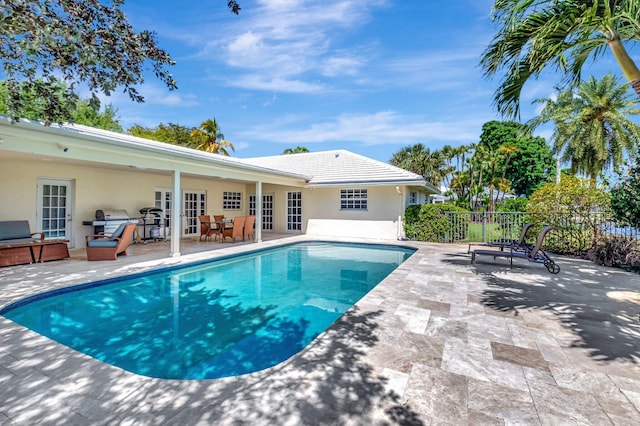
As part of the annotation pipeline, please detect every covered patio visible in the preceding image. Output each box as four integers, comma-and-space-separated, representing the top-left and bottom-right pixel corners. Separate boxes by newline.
1, 239, 639, 424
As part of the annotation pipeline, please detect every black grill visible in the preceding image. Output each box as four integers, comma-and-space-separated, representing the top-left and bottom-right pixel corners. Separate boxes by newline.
139, 207, 166, 242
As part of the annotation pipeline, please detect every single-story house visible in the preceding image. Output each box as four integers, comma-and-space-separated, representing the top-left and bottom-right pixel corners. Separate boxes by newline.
0, 117, 438, 256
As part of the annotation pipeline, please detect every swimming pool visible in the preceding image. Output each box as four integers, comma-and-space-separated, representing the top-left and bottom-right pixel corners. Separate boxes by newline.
1, 241, 415, 380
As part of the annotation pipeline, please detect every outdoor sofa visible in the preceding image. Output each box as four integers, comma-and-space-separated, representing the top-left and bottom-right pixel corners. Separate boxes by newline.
0, 220, 70, 267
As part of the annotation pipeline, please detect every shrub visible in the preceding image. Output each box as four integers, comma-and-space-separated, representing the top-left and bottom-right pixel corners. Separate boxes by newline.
586, 236, 640, 271
404, 203, 468, 242
610, 160, 640, 227
496, 197, 528, 212
527, 175, 610, 255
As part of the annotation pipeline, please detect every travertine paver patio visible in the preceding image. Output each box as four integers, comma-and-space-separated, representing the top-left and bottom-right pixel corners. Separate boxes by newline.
1, 236, 639, 425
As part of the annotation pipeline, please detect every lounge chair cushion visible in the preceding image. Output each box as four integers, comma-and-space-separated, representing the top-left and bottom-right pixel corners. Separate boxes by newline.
110, 223, 128, 238
87, 239, 119, 248
0, 238, 41, 245
0, 220, 34, 241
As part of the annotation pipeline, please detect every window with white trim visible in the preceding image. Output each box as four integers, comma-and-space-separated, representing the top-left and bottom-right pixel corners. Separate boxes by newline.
223, 191, 242, 210
340, 189, 367, 210
409, 191, 418, 204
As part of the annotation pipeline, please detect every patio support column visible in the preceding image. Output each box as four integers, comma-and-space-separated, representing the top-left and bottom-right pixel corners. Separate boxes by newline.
171, 169, 181, 257
256, 180, 263, 242
396, 185, 405, 240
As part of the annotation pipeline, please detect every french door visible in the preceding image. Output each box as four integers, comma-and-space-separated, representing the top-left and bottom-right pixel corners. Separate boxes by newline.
249, 193, 274, 231
287, 192, 302, 231
37, 178, 73, 245
183, 191, 206, 236
154, 189, 172, 237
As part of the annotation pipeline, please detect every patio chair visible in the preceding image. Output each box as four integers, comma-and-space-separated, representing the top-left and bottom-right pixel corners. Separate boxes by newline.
222, 216, 245, 243
468, 222, 534, 253
85, 223, 137, 261
209, 215, 226, 241
199, 215, 212, 241
470, 225, 560, 274
244, 215, 255, 241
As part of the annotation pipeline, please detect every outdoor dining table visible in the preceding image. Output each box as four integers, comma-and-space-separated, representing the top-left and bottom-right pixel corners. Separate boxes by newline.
201, 219, 233, 242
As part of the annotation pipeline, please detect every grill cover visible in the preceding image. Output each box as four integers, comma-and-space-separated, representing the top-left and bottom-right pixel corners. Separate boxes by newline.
95, 209, 130, 221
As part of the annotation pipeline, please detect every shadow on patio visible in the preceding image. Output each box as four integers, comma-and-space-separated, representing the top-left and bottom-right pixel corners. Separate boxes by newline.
443, 251, 640, 364
0, 307, 426, 424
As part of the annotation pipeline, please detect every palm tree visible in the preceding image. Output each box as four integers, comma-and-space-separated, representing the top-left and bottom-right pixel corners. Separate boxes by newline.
566, 73, 640, 181
190, 118, 235, 155
482, 0, 640, 117
283, 146, 309, 154
528, 88, 579, 184
529, 73, 640, 183
389, 144, 448, 187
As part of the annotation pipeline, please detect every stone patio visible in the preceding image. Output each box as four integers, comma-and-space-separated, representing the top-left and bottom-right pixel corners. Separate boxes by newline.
1, 236, 639, 425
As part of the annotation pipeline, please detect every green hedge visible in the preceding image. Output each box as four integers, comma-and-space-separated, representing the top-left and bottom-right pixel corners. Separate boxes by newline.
405, 203, 468, 242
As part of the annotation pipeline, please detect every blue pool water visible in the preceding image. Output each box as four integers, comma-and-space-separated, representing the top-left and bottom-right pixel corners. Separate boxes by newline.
1, 242, 414, 380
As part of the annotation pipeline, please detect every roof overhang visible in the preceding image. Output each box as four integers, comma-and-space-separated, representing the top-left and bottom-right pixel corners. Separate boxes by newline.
306, 179, 440, 194
0, 117, 309, 186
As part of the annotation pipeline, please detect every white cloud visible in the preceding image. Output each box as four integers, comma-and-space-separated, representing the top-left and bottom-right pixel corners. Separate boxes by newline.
181, 0, 388, 91
227, 31, 264, 58
230, 75, 324, 93
237, 111, 488, 147
256, 0, 305, 10
321, 55, 363, 77
375, 48, 487, 91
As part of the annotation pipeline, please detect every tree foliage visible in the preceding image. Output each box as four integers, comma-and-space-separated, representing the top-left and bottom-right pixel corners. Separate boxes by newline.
389, 143, 452, 187
283, 146, 310, 154
128, 119, 236, 155
482, 0, 640, 117
610, 159, 640, 226
190, 118, 235, 156
496, 197, 528, 212
389, 122, 554, 210
0, 0, 240, 124
0, 79, 121, 131
478, 121, 554, 196
73, 100, 122, 132
527, 175, 611, 254
128, 123, 195, 146
564, 74, 640, 180
529, 73, 640, 182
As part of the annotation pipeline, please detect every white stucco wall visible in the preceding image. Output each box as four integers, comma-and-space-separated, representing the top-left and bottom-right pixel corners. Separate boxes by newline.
250, 184, 405, 240
1, 156, 410, 247
0, 158, 254, 248
302, 186, 404, 239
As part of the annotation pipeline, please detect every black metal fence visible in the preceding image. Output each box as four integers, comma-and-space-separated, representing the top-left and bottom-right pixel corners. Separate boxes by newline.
441, 212, 528, 243
408, 211, 640, 256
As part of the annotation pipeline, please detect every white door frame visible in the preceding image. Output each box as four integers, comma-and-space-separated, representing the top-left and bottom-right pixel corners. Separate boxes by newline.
155, 188, 173, 239
182, 190, 206, 236
250, 193, 274, 231
286, 191, 302, 232
36, 178, 74, 247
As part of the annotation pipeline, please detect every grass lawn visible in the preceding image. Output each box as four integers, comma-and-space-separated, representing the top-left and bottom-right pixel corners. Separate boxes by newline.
467, 223, 504, 242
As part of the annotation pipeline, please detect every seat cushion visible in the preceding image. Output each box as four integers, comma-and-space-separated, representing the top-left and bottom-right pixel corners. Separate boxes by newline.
0, 221, 33, 240
110, 223, 128, 238
87, 240, 119, 248
0, 237, 40, 245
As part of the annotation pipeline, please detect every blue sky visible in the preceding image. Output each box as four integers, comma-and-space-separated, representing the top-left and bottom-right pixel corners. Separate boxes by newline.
102, 0, 628, 162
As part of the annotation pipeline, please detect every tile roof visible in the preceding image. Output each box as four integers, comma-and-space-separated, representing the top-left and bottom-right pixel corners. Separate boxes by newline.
244, 150, 437, 191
